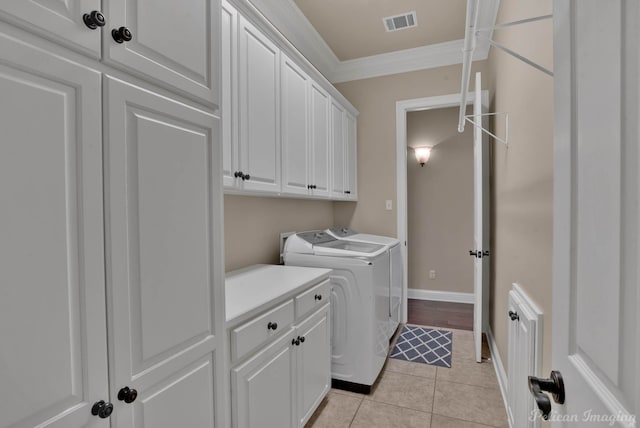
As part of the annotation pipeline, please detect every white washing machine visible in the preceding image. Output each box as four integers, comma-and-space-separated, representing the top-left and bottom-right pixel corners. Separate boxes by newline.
283, 230, 390, 393
327, 227, 403, 339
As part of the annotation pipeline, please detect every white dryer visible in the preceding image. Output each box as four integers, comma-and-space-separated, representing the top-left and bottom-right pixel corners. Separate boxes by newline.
283, 231, 390, 393
327, 227, 403, 339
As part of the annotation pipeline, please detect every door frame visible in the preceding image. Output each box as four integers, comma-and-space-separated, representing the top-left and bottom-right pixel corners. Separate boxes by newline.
395, 90, 489, 323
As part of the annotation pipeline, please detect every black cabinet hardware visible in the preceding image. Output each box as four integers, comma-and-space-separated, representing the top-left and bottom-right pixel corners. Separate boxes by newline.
267, 322, 278, 330
91, 400, 113, 419
314, 294, 322, 301
112, 26, 133, 43
83, 11, 106, 29
292, 337, 300, 346
117, 386, 138, 403
508, 310, 519, 321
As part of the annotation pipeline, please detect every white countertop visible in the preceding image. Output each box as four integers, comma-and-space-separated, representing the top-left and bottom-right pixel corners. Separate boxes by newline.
225, 264, 332, 323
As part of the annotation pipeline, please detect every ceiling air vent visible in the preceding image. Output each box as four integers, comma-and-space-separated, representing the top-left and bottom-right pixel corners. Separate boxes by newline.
383, 11, 417, 32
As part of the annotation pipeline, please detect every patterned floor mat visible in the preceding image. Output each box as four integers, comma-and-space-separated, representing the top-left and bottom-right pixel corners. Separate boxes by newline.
390, 325, 453, 368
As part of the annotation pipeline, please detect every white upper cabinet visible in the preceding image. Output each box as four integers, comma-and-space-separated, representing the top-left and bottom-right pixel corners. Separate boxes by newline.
103, 76, 222, 428
344, 111, 357, 200
330, 99, 346, 198
103, 0, 218, 105
0, 0, 219, 105
0, 31, 108, 428
0, 0, 102, 57
281, 53, 310, 196
220, 2, 356, 200
308, 82, 331, 198
221, 0, 239, 188
238, 15, 281, 193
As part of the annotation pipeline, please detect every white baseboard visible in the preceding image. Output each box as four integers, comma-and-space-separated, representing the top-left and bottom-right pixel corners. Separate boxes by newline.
486, 326, 511, 428
407, 288, 474, 304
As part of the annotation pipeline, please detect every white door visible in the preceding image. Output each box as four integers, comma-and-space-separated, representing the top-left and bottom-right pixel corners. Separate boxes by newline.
296, 306, 331, 427
238, 16, 281, 193
103, 77, 224, 428
103, 0, 218, 105
344, 111, 357, 200
309, 82, 331, 197
551, 1, 638, 425
232, 333, 296, 428
0, 0, 101, 57
330, 100, 345, 198
0, 32, 108, 427
221, 0, 240, 188
281, 54, 310, 196
472, 72, 490, 363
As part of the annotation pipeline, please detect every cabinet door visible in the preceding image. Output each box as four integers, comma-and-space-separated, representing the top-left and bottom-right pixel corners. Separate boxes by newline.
238, 16, 281, 193
344, 111, 357, 200
0, 0, 101, 57
104, 77, 224, 428
330, 100, 345, 198
104, 0, 218, 105
0, 32, 108, 427
232, 332, 296, 428
281, 54, 310, 196
309, 82, 330, 198
221, 0, 239, 188
296, 306, 331, 427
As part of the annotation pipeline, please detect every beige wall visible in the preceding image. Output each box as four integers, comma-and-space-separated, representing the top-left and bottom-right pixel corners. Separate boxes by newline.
224, 195, 334, 272
334, 62, 488, 237
487, 0, 554, 374
407, 106, 474, 294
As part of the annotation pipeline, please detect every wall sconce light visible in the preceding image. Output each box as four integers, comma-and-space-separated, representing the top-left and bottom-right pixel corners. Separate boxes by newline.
414, 147, 432, 167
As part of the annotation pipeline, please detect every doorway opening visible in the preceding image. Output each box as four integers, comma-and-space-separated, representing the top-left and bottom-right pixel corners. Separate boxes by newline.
395, 89, 489, 361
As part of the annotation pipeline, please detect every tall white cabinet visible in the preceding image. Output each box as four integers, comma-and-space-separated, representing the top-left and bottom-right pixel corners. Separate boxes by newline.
0, 30, 108, 428
0, 0, 225, 426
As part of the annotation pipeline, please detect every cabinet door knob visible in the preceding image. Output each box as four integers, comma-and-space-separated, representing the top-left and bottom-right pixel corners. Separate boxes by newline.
292, 337, 300, 346
267, 321, 278, 330
112, 26, 133, 43
314, 294, 322, 301
508, 310, 519, 321
83, 11, 106, 29
117, 386, 138, 403
299, 336, 305, 343
91, 400, 114, 418
243, 174, 250, 181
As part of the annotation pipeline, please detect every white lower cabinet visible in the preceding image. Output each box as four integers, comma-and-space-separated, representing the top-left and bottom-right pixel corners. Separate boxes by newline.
227, 267, 332, 428
232, 329, 297, 428
295, 307, 331, 426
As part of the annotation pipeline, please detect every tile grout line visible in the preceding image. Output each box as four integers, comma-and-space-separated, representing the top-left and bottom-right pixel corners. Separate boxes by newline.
347, 396, 364, 427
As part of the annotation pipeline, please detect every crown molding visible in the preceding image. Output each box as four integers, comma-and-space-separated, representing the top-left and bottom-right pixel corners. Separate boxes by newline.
246, 0, 340, 78
247, 0, 500, 83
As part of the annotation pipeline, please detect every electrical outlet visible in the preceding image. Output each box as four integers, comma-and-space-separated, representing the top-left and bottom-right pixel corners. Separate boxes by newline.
429, 270, 436, 279
385, 200, 392, 210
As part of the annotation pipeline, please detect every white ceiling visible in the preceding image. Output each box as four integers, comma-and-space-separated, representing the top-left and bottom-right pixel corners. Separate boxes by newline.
293, 0, 467, 61
248, 0, 500, 83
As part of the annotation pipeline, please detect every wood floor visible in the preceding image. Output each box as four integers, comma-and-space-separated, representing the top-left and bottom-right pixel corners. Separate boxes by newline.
407, 299, 473, 331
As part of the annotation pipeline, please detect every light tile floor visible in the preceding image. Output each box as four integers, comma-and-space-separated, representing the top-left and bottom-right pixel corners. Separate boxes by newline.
306, 326, 508, 428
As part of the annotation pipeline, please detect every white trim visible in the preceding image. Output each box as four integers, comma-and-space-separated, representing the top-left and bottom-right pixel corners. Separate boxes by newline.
407, 289, 474, 304
486, 326, 512, 428
245, 0, 500, 83
396, 91, 488, 325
